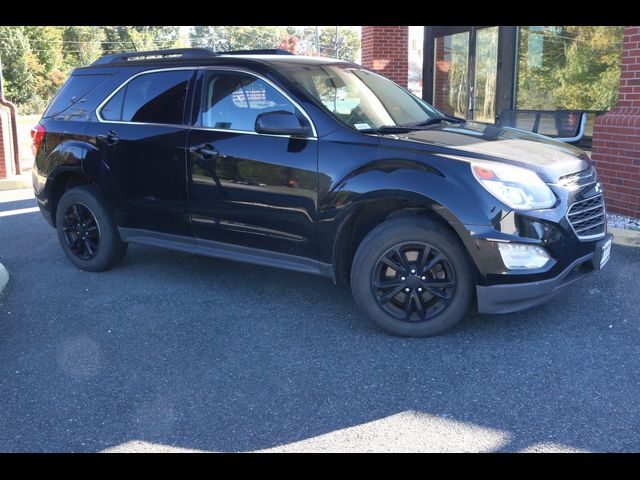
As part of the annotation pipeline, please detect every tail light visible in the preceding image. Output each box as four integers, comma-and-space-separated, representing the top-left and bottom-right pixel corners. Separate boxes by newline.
31, 124, 46, 156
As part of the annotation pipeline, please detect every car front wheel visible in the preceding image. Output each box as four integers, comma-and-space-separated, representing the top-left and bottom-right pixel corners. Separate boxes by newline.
351, 215, 474, 337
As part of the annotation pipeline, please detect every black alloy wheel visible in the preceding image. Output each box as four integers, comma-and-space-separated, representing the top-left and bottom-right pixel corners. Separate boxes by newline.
56, 185, 127, 271
372, 242, 456, 322
62, 202, 100, 260
351, 215, 473, 337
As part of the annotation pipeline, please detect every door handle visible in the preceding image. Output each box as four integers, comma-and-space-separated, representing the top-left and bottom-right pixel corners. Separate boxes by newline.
190, 144, 219, 158
97, 130, 119, 145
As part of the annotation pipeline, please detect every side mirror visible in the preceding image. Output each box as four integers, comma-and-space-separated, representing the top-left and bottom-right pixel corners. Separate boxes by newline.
255, 111, 310, 137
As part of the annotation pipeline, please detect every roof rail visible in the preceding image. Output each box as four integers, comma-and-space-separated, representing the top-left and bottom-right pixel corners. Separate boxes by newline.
91, 48, 218, 65
220, 49, 294, 56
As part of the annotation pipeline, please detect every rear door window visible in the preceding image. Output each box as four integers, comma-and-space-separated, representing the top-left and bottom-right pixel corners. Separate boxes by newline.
100, 70, 193, 125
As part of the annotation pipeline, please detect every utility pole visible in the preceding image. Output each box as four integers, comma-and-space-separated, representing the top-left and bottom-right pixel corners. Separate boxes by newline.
335, 26, 339, 59
315, 26, 320, 55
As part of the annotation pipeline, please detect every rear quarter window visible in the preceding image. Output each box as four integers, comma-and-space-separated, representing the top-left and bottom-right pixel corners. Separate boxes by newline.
43, 74, 112, 118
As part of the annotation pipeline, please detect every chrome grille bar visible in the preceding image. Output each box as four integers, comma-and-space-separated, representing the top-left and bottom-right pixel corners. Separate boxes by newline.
566, 193, 606, 240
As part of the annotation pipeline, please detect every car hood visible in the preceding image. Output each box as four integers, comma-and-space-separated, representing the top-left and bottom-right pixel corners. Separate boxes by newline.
384, 121, 591, 183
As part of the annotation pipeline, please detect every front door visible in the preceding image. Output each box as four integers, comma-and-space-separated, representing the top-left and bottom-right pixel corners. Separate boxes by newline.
428, 26, 499, 123
186, 69, 318, 258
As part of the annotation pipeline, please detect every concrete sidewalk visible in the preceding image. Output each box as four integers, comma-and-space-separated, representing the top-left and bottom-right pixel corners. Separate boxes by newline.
0, 171, 31, 192
0, 175, 31, 295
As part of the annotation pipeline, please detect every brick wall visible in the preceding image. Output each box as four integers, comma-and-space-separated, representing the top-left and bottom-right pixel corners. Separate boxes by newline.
591, 26, 640, 217
361, 26, 408, 87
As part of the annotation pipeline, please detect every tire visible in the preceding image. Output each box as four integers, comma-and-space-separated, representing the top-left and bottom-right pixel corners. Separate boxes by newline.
351, 215, 474, 337
55, 185, 127, 272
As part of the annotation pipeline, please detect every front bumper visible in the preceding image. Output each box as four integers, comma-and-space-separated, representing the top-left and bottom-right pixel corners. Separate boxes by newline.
476, 234, 611, 314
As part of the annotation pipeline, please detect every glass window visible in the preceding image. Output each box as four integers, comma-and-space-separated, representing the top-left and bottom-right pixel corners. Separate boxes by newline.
44, 74, 111, 118
101, 70, 192, 124
198, 71, 298, 132
433, 32, 469, 118
516, 26, 624, 111
473, 27, 498, 123
100, 88, 124, 121
408, 26, 424, 98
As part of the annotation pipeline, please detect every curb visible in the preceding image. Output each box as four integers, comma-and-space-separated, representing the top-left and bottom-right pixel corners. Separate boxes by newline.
609, 227, 640, 248
0, 263, 8, 296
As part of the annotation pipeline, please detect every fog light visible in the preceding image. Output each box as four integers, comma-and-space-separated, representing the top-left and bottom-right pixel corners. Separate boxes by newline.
497, 243, 551, 269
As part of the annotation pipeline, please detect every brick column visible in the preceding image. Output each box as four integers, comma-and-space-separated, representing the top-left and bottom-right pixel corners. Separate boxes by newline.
591, 26, 640, 217
361, 26, 408, 87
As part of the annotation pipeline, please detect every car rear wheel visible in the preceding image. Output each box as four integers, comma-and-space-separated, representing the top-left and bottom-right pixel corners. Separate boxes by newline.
351, 215, 474, 337
56, 185, 127, 271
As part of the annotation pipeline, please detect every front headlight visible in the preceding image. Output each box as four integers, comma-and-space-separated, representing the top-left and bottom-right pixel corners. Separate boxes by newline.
471, 162, 556, 210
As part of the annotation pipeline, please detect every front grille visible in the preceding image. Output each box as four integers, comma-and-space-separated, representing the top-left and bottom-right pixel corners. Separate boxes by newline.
567, 194, 606, 240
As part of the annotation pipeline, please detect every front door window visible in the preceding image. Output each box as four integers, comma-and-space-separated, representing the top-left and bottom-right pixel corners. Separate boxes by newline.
198, 71, 299, 132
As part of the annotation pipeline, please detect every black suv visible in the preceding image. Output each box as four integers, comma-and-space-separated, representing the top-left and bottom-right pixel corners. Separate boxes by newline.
32, 48, 612, 337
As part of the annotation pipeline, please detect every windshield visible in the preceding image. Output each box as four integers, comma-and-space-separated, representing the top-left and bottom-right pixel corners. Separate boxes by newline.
281, 64, 443, 131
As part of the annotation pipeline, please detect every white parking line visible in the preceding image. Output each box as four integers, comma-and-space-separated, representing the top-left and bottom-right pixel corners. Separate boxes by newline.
0, 206, 40, 218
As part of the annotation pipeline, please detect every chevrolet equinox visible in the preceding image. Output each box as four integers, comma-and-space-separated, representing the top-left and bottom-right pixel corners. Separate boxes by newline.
31, 48, 612, 337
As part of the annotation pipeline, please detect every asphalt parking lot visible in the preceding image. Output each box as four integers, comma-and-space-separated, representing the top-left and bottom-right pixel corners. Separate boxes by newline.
1, 188, 640, 452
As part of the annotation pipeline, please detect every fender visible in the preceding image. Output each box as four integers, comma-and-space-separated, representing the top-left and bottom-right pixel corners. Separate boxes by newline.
317, 156, 510, 278
34, 140, 99, 224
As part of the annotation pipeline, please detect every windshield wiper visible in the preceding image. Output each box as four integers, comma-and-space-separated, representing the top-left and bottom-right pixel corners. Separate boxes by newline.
402, 115, 466, 127
360, 116, 467, 134
359, 125, 421, 134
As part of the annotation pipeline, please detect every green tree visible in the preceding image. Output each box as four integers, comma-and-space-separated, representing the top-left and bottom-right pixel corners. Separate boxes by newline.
62, 26, 105, 67
298, 26, 360, 62
0, 26, 36, 105
189, 26, 217, 49
102, 26, 180, 53
517, 26, 624, 111
24, 26, 64, 75
188, 26, 360, 62
553, 26, 625, 110
196, 26, 287, 52
24, 26, 67, 99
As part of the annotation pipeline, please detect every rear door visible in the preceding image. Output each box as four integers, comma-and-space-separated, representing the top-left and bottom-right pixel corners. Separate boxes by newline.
186, 68, 319, 258
88, 68, 196, 236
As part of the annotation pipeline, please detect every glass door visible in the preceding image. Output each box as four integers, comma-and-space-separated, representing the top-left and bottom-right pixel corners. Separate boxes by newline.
433, 31, 470, 117
431, 26, 498, 122
473, 27, 498, 122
